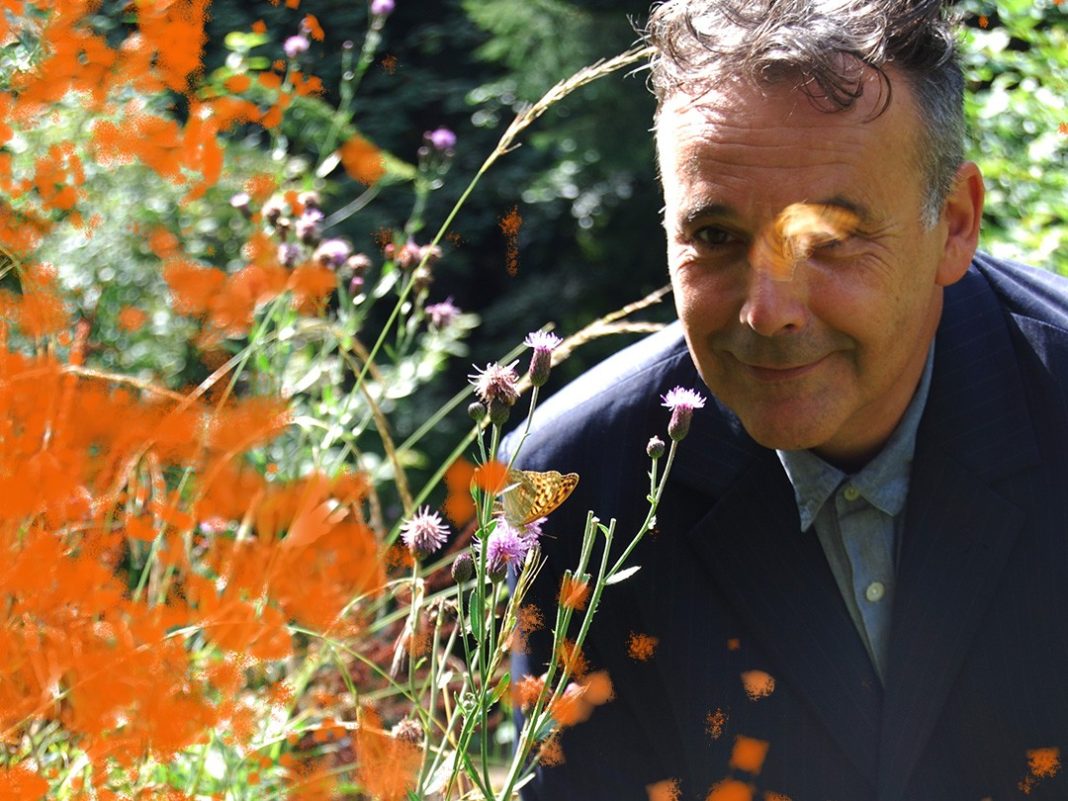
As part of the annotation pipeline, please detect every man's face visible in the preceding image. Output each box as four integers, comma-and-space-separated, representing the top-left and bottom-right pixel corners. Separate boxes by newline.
659, 74, 961, 468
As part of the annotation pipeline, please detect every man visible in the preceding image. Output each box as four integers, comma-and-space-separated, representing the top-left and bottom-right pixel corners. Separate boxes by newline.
510, 1, 1068, 799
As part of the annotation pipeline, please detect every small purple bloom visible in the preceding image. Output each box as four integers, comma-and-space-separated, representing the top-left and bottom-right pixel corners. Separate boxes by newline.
469, 361, 520, 408
262, 195, 286, 225
277, 242, 301, 267
426, 297, 461, 330
314, 238, 352, 268
425, 127, 456, 152
370, 0, 395, 15
400, 506, 450, 557
419, 243, 443, 265
661, 386, 706, 441
296, 210, 323, 245
345, 253, 373, 275
397, 240, 422, 269
284, 35, 310, 59
229, 192, 251, 213
524, 330, 562, 388
520, 516, 546, 541
481, 518, 531, 577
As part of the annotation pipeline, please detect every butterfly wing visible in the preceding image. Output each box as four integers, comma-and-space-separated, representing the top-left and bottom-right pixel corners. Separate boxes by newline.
750, 202, 860, 280
501, 469, 579, 527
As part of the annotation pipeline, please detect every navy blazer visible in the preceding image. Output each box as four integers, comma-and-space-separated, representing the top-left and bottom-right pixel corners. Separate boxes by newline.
509, 253, 1068, 801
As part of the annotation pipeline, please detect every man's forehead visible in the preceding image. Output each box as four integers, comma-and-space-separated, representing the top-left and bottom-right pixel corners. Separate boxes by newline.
655, 60, 913, 136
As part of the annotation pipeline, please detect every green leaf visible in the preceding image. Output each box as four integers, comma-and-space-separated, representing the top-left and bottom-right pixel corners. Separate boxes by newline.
490, 672, 511, 705
224, 31, 269, 53
468, 591, 482, 639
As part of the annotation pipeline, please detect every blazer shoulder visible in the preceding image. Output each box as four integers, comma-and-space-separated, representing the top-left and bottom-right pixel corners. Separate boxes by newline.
504, 323, 697, 466
972, 251, 1068, 334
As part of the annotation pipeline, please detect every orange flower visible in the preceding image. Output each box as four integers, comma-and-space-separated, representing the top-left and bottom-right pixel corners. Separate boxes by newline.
627, 631, 659, 661
355, 725, 421, 801
729, 735, 770, 775
117, 305, 148, 332
548, 682, 592, 727
555, 638, 588, 680
340, 134, 385, 185
706, 708, 728, 740
647, 779, 681, 801
512, 673, 546, 711
740, 670, 776, 701
706, 779, 754, 801
559, 574, 590, 610
302, 14, 324, 40
472, 459, 508, 494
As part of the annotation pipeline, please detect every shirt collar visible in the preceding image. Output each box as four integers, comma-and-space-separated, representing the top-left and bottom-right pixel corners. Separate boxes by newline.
776, 342, 936, 531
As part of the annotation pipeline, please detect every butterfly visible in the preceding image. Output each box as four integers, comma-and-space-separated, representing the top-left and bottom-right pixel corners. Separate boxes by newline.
749, 202, 860, 281
500, 469, 580, 527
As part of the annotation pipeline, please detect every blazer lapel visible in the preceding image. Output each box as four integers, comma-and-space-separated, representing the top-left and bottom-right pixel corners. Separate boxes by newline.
876, 269, 1040, 801
671, 406, 884, 787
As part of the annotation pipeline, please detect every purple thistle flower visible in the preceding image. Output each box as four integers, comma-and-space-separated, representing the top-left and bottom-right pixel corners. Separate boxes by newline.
284, 35, 310, 59
296, 210, 324, 245
524, 330, 562, 388
314, 238, 352, 268
370, 0, 395, 15
521, 517, 546, 539
398, 240, 422, 270
345, 253, 373, 275
426, 297, 461, 330
419, 243, 443, 265
481, 518, 531, 578
661, 386, 706, 441
262, 195, 286, 225
425, 127, 457, 152
400, 506, 450, 557
277, 242, 301, 268
469, 361, 520, 408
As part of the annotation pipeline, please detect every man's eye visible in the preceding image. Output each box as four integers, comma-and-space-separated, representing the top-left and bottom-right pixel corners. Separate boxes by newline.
692, 227, 737, 247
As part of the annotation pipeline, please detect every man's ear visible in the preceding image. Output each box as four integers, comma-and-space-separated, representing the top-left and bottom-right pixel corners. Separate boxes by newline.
935, 161, 984, 287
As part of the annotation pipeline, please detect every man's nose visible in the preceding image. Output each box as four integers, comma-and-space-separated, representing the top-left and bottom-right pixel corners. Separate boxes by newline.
739, 265, 808, 337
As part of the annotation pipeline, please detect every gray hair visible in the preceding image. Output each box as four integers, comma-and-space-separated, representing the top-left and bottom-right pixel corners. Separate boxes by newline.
643, 0, 964, 227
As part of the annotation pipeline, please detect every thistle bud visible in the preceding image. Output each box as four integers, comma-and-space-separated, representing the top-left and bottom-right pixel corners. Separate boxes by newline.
451, 551, 474, 583
661, 387, 707, 442
646, 436, 665, 459
524, 331, 562, 388
467, 401, 486, 422
487, 559, 508, 583
488, 399, 511, 426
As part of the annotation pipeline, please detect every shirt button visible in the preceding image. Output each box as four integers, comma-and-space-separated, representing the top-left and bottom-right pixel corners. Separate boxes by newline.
843, 485, 860, 502
865, 581, 886, 602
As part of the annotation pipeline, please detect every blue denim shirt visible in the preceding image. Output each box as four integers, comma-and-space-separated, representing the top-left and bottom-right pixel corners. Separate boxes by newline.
776, 344, 935, 683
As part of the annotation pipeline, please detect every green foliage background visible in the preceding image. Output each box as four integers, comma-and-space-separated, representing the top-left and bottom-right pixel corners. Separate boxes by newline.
252, 0, 1065, 381
26, 0, 1067, 502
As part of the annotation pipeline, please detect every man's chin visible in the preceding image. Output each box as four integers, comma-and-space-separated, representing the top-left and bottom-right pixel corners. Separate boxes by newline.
736, 415, 832, 453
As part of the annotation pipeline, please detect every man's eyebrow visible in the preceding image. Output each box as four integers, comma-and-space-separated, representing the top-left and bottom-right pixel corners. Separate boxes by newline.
814, 195, 873, 226
677, 202, 739, 227
676, 196, 874, 227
